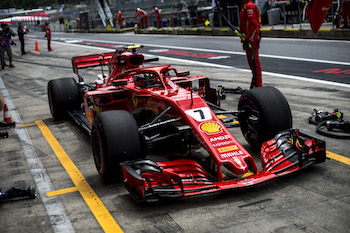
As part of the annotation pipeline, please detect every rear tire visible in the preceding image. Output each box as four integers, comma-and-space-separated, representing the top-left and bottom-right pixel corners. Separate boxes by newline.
47, 78, 79, 120
91, 110, 145, 182
238, 86, 292, 149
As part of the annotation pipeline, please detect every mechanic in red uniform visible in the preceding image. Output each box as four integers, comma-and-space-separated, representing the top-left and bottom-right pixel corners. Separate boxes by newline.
0, 93, 4, 111
151, 6, 161, 28
44, 21, 53, 52
342, 0, 350, 29
116, 10, 123, 29
239, 0, 262, 88
136, 8, 148, 29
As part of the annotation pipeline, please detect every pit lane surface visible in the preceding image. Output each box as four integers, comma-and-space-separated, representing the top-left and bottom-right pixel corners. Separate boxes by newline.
0, 35, 349, 233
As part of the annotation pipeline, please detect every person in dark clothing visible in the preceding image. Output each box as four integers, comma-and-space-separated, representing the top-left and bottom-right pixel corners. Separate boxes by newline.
44, 21, 53, 52
1, 24, 15, 69
17, 23, 28, 55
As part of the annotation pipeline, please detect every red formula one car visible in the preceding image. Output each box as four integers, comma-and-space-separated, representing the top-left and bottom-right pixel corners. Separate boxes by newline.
48, 45, 326, 203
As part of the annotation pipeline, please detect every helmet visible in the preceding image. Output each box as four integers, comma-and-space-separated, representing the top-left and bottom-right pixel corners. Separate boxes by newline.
133, 72, 159, 88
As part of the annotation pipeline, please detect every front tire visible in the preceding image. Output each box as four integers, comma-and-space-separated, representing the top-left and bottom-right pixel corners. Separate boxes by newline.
47, 78, 79, 120
238, 86, 292, 149
91, 110, 145, 182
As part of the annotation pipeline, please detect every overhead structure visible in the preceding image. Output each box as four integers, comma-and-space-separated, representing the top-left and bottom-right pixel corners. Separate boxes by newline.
93, 0, 114, 28
102, 0, 114, 28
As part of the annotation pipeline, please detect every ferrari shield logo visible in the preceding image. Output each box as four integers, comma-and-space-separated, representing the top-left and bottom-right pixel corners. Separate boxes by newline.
132, 93, 138, 107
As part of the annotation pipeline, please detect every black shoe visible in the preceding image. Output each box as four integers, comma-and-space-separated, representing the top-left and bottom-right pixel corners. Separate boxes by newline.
22, 52, 28, 55
1, 66, 4, 69
4, 63, 8, 66
341, 24, 349, 29
9, 64, 14, 68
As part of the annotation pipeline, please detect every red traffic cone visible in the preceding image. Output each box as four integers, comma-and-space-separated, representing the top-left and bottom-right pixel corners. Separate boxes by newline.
35, 40, 40, 51
4, 104, 12, 123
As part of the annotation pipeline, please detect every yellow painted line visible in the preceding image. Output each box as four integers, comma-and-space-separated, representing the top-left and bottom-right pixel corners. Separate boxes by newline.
47, 186, 78, 197
327, 151, 350, 166
178, 29, 184, 31
260, 29, 271, 31
204, 29, 212, 32
18, 122, 36, 128
30, 50, 40, 54
220, 28, 229, 32
285, 29, 299, 31
120, 27, 136, 32
157, 29, 162, 32
12, 51, 20, 57
167, 29, 173, 31
319, 29, 331, 32
191, 28, 198, 31
35, 120, 123, 233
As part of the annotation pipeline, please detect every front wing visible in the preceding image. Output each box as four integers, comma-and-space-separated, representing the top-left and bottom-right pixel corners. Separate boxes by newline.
121, 129, 326, 203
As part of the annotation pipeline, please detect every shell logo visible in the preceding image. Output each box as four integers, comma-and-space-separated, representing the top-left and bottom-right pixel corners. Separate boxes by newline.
200, 122, 222, 134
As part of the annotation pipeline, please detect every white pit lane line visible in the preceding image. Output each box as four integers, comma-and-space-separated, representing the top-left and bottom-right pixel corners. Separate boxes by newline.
0, 76, 75, 233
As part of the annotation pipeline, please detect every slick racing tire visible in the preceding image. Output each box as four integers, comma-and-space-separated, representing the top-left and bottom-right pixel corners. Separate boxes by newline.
238, 86, 292, 149
92, 110, 146, 182
48, 78, 79, 120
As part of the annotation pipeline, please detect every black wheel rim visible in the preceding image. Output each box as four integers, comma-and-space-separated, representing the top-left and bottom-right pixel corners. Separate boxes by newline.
240, 104, 261, 145
92, 128, 102, 173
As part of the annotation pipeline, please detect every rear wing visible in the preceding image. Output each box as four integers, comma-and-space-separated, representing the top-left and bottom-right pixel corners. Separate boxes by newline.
71, 45, 159, 82
72, 52, 114, 82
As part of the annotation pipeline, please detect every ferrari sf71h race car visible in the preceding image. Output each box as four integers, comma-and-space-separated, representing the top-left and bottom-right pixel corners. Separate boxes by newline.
48, 45, 326, 203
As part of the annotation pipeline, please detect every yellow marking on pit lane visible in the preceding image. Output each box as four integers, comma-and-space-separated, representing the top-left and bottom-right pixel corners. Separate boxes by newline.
17, 123, 36, 128
120, 26, 136, 32
327, 151, 350, 166
285, 28, 299, 31
12, 51, 20, 57
30, 50, 40, 54
47, 186, 78, 197
35, 120, 123, 233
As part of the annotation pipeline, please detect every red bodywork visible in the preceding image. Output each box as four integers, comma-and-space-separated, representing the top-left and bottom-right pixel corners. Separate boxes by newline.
72, 46, 326, 203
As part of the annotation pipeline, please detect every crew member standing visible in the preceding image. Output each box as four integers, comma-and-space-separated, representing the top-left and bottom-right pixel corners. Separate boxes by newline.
116, 10, 123, 29
0, 24, 15, 68
342, 0, 350, 29
240, 0, 262, 88
151, 6, 161, 28
44, 21, 53, 52
136, 8, 148, 29
0, 93, 3, 111
18, 23, 28, 55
